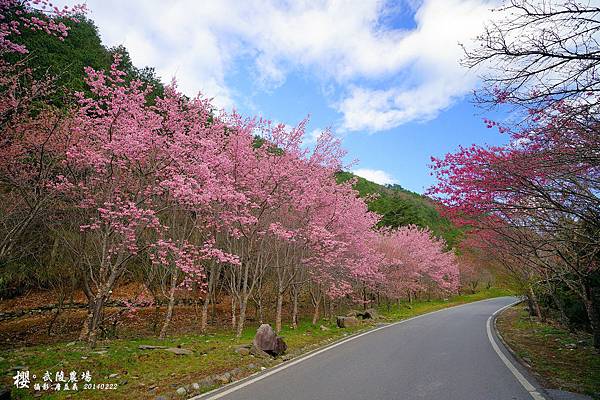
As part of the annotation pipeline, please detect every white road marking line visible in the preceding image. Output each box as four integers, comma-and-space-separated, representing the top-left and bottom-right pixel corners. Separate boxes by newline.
486, 301, 546, 400
190, 297, 511, 400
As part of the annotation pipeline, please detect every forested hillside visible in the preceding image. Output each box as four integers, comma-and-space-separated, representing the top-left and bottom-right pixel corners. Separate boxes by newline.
7, 15, 461, 248
336, 172, 462, 248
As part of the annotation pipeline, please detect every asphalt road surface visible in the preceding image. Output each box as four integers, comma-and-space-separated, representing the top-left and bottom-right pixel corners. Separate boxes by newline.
195, 297, 546, 400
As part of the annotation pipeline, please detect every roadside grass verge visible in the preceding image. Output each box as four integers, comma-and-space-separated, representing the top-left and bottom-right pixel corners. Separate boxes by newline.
496, 304, 600, 398
1, 288, 512, 399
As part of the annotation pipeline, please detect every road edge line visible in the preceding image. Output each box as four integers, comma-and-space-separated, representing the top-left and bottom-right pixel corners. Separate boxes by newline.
486, 300, 546, 400
190, 295, 511, 400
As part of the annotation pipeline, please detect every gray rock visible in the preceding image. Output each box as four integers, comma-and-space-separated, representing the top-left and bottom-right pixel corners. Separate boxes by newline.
247, 363, 256, 370
165, 347, 193, 355
176, 386, 187, 396
363, 308, 379, 320
250, 344, 271, 358
198, 377, 216, 390
217, 372, 232, 384
336, 316, 359, 328
138, 344, 166, 350
154, 396, 167, 400
191, 382, 200, 390
108, 373, 119, 378
252, 324, 287, 356
235, 346, 250, 356
320, 325, 330, 331
231, 367, 243, 378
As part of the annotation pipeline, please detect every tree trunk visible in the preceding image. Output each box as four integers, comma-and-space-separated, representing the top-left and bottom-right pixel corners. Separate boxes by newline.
256, 295, 264, 324
159, 269, 178, 339
311, 296, 321, 325
236, 298, 247, 338
291, 288, 299, 329
583, 289, 600, 349
200, 297, 210, 333
231, 296, 237, 330
275, 291, 284, 333
87, 292, 106, 348
528, 285, 543, 320
200, 263, 218, 333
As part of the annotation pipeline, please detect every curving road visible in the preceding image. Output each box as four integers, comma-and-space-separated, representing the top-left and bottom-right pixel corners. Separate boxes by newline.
193, 297, 547, 400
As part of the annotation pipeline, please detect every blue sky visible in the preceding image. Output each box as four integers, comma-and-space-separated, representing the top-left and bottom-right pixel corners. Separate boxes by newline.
62, 0, 507, 193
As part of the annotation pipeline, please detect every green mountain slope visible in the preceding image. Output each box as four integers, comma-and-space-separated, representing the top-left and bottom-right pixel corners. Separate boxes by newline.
336, 171, 462, 248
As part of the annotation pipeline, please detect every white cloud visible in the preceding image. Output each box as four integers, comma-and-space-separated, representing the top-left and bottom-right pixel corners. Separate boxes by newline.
59, 0, 497, 126
338, 0, 496, 132
352, 168, 398, 185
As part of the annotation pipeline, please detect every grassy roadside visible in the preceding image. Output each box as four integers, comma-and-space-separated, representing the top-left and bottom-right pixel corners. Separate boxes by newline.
496, 304, 600, 398
1, 288, 511, 399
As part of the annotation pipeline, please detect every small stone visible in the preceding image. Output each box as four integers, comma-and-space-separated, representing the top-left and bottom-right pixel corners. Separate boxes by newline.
250, 344, 271, 358
165, 347, 193, 355
138, 345, 166, 350
247, 363, 256, 370
260, 367, 266, 370
81, 356, 88, 360
155, 397, 167, 400
565, 343, 577, 349
319, 325, 330, 331
336, 316, 359, 328
109, 373, 119, 379
235, 346, 250, 356
93, 350, 107, 355
191, 383, 200, 390
198, 377, 216, 389
66, 342, 76, 347
176, 387, 187, 396
217, 372, 232, 384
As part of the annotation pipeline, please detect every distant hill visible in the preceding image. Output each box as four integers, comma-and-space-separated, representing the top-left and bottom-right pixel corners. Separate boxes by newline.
336, 172, 462, 248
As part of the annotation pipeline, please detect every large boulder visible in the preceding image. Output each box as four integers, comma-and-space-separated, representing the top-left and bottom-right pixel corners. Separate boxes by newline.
362, 308, 379, 320
336, 316, 359, 328
252, 324, 287, 356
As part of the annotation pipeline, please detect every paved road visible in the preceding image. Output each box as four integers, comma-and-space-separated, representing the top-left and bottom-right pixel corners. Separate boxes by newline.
196, 297, 545, 400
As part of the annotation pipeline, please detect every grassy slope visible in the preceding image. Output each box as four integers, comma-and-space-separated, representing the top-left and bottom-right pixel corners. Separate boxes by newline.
497, 304, 600, 397
2, 288, 511, 399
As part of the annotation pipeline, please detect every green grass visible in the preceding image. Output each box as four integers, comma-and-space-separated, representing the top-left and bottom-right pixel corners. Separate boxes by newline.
497, 304, 600, 398
1, 288, 511, 399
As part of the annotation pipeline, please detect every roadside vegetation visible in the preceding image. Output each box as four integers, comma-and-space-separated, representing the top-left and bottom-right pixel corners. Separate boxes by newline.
497, 304, 600, 398
2, 288, 510, 400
